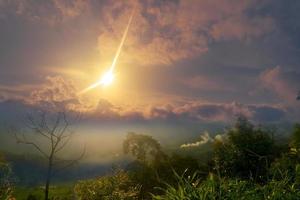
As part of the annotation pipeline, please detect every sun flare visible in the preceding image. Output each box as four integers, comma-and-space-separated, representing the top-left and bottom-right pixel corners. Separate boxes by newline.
100, 70, 114, 86
79, 7, 135, 94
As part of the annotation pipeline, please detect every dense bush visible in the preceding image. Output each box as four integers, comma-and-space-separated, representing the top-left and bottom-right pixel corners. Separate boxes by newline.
213, 117, 277, 182
6, 119, 300, 200
123, 132, 166, 165
152, 171, 300, 200
74, 169, 140, 200
152, 121, 300, 199
0, 153, 15, 200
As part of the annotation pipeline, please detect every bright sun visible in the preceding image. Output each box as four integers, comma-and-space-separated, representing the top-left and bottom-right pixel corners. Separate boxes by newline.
100, 70, 114, 86
80, 7, 134, 94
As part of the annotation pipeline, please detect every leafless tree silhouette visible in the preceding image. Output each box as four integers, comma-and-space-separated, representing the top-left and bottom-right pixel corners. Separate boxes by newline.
12, 111, 85, 200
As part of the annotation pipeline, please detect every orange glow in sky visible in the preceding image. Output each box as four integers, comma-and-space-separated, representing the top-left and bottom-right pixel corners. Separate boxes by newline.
80, 6, 135, 94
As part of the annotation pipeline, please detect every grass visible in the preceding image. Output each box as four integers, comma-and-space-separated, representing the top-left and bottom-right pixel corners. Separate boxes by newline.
152, 171, 300, 200
13, 183, 74, 200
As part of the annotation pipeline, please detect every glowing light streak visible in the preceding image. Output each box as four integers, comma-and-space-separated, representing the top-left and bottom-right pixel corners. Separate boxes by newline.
80, 6, 135, 94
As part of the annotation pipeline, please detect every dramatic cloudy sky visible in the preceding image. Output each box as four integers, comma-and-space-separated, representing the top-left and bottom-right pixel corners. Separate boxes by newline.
0, 0, 300, 157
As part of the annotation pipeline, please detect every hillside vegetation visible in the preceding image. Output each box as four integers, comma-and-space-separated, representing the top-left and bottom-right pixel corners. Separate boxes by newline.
2, 117, 300, 199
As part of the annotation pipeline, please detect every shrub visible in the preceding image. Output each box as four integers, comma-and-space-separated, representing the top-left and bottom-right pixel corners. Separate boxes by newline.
214, 117, 276, 182
152, 171, 300, 200
0, 154, 15, 199
74, 169, 140, 200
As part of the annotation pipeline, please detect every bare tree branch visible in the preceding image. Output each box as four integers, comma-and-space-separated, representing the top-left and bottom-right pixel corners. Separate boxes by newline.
12, 130, 49, 158
54, 132, 74, 153
12, 110, 84, 200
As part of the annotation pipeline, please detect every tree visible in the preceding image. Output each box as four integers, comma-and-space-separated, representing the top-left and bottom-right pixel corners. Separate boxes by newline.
123, 133, 167, 199
272, 124, 300, 181
12, 111, 84, 200
214, 116, 276, 182
123, 132, 164, 164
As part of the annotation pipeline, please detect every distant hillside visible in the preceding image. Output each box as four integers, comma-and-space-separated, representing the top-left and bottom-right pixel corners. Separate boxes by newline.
3, 152, 126, 186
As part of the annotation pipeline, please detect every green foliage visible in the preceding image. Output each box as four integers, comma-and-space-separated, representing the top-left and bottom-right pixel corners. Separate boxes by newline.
153, 154, 205, 188
5, 118, 300, 200
122, 132, 168, 198
126, 162, 159, 199
270, 124, 300, 182
124, 154, 203, 199
214, 117, 276, 181
74, 169, 140, 200
275, 127, 300, 182
153, 119, 300, 199
124, 132, 204, 199
0, 153, 15, 200
123, 132, 165, 164
167, 154, 201, 176
270, 152, 297, 182
290, 124, 300, 149
13, 185, 74, 200
152, 171, 300, 200
26, 194, 38, 200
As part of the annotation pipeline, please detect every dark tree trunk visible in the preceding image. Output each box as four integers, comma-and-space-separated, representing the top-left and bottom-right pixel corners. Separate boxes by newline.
13, 111, 83, 200
45, 156, 53, 200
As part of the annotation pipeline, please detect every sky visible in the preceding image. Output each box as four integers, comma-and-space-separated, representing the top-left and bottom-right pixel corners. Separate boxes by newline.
0, 0, 300, 159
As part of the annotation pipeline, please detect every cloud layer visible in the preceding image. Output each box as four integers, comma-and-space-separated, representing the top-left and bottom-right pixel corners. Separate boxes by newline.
96, 0, 274, 65
260, 66, 300, 104
0, 0, 299, 126
1, 0, 275, 66
2, 76, 287, 123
